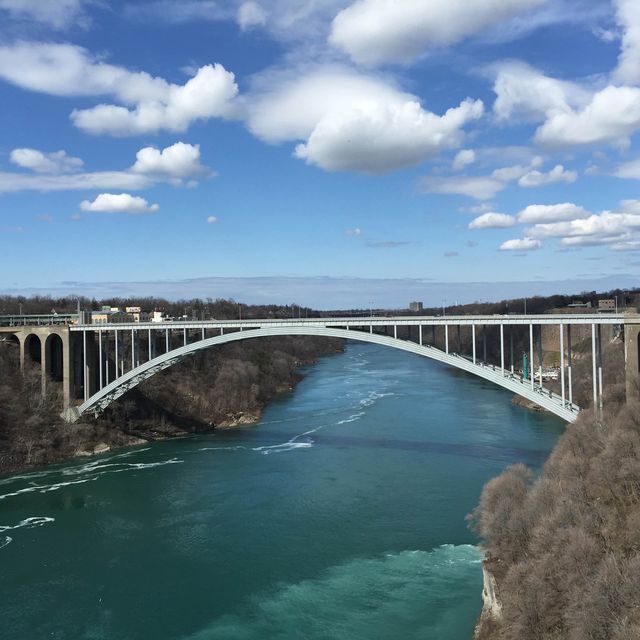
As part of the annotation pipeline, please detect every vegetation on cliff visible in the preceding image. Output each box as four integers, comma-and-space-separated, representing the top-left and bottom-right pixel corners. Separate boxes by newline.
471, 389, 640, 639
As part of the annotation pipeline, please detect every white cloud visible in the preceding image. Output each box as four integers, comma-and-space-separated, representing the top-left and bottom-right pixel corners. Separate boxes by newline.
500, 237, 541, 251
329, 0, 546, 65
345, 227, 362, 236
131, 142, 208, 178
0, 42, 168, 100
492, 62, 589, 123
423, 157, 574, 199
10, 148, 83, 174
238, 2, 267, 29
527, 212, 640, 240
294, 98, 484, 173
469, 212, 516, 229
0, 142, 212, 193
0, 0, 88, 29
615, 157, 640, 179
0, 171, 150, 194
247, 66, 483, 173
80, 193, 159, 214
72, 64, 239, 136
517, 164, 577, 187
517, 203, 590, 223
206, 215, 218, 223
421, 175, 505, 200
535, 85, 640, 147
452, 149, 476, 170
0, 42, 238, 137
614, 0, 640, 85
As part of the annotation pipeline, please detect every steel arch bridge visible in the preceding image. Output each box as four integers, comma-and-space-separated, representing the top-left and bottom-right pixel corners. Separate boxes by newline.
63, 324, 581, 423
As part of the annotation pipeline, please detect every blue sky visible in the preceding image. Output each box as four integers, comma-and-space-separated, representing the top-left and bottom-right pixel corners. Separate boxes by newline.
1, 0, 639, 308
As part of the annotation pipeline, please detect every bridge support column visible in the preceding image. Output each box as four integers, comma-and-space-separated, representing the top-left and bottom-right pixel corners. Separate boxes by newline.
98, 330, 103, 390
472, 324, 476, 364
40, 337, 48, 395
500, 324, 504, 376
529, 324, 534, 390
419, 324, 423, 346
560, 324, 565, 406
510, 328, 514, 374
591, 324, 598, 410
624, 321, 640, 401
19, 334, 25, 372
568, 325, 573, 405
445, 325, 449, 354
597, 324, 603, 415
61, 330, 72, 410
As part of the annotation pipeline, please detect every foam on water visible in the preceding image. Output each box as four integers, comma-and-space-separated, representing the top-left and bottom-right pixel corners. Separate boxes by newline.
0, 516, 55, 533
0, 536, 11, 549
0, 459, 182, 501
180, 544, 483, 640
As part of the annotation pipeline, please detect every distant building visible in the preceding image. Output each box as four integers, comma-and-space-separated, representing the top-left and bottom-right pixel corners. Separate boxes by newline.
598, 299, 616, 312
91, 310, 129, 324
125, 306, 149, 322
409, 301, 424, 312
150, 310, 167, 323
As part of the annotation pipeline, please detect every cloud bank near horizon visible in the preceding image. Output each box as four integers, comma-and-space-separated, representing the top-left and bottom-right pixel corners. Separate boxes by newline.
1, 275, 635, 310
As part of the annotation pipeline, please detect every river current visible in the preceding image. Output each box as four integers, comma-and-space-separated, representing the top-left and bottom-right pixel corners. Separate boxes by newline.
0, 343, 564, 639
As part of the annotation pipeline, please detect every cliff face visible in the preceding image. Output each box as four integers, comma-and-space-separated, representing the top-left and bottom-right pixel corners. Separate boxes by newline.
474, 560, 503, 640
0, 336, 343, 475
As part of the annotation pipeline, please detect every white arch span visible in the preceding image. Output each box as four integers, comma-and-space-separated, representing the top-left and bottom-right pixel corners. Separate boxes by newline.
63, 327, 580, 423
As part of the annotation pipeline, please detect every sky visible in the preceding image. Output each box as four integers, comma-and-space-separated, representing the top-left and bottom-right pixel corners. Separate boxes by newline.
0, 0, 639, 308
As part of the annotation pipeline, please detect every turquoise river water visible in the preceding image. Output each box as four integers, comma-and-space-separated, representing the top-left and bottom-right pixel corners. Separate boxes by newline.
0, 343, 565, 640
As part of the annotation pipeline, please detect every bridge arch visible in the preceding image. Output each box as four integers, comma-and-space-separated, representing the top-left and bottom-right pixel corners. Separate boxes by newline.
24, 333, 42, 365
45, 333, 64, 382
65, 326, 579, 424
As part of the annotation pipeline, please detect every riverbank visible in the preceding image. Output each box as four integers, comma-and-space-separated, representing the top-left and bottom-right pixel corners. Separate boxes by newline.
0, 336, 343, 476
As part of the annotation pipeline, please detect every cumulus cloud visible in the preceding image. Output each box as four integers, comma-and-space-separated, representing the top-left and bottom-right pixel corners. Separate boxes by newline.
492, 61, 589, 123
614, 157, 640, 179
517, 164, 577, 187
238, 2, 267, 29
492, 57, 640, 148
452, 149, 476, 170
10, 148, 83, 174
0, 42, 239, 136
614, 0, 640, 85
500, 237, 541, 251
345, 228, 362, 236
72, 64, 239, 136
329, 0, 545, 65
0, 142, 212, 193
469, 212, 516, 229
131, 142, 209, 178
0, 0, 89, 29
498, 199, 640, 253
535, 85, 640, 147
516, 203, 590, 223
206, 215, 218, 223
247, 67, 483, 173
527, 211, 640, 240
80, 193, 159, 214
422, 157, 575, 199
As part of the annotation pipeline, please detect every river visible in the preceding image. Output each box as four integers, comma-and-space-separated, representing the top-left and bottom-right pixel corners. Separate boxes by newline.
0, 342, 565, 639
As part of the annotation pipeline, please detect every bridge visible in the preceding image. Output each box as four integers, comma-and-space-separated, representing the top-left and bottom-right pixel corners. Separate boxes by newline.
2, 313, 639, 424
